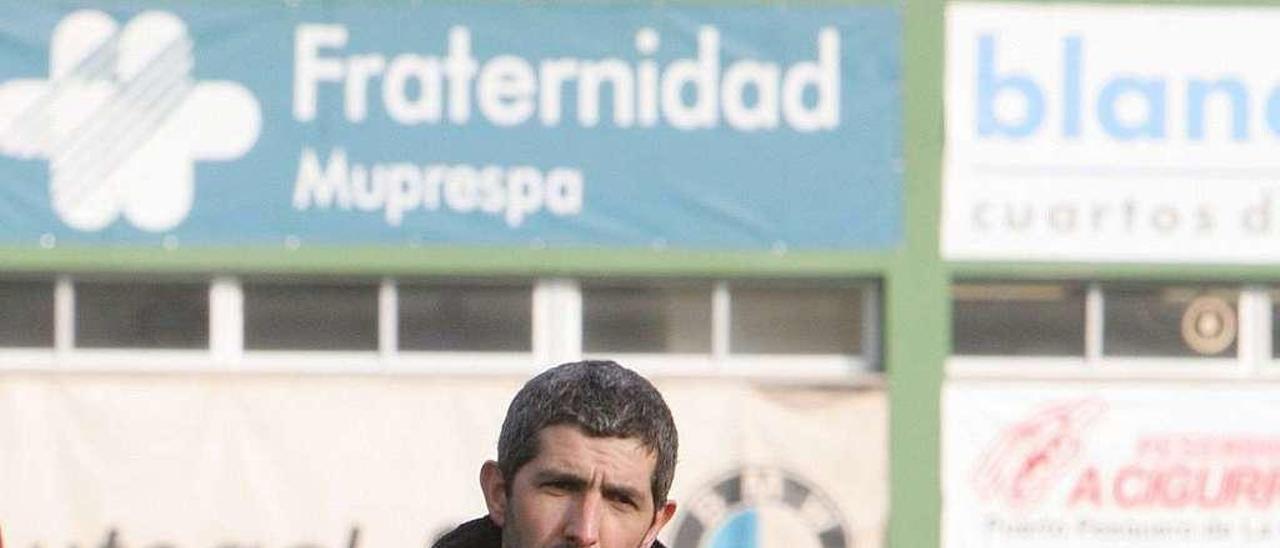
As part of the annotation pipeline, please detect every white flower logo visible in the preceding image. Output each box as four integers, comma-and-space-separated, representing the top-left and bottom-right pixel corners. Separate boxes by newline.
0, 10, 260, 232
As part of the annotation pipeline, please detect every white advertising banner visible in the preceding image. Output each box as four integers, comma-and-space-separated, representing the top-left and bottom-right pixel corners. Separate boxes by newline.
944, 381, 1280, 548
0, 373, 885, 548
944, 3, 1280, 263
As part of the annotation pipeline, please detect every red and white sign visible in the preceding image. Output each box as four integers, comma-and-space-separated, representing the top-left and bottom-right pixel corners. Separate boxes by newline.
945, 382, 1280, 548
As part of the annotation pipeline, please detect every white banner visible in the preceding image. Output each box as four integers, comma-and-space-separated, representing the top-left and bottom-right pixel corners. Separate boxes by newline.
944, 3, 1280, 263
944, 381, 1280, 548
0, 373, 885, 548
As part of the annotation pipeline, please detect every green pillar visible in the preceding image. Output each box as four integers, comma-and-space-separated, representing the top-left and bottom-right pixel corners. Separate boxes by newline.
888, 0, 946, 546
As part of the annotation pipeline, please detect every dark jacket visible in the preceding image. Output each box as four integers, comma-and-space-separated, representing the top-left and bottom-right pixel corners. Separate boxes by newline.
432, 517, 502, 548
431, 516, 668, 548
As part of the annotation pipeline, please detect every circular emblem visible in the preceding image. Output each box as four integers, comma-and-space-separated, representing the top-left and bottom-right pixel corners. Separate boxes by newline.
1180, 295, 1236, 355
671, 467, 850, 548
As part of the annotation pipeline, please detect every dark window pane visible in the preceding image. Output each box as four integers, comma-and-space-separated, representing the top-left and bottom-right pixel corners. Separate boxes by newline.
730, 285, 862, 355
952, 283, 1085, 356
1104, 285, 1237, 358
0, 281, 54, 347
77, 282, 208, 349
244, 282, 377, 351
399, 283, 531, 351
583, 283, 711, 353
1270, 291, 1280, 359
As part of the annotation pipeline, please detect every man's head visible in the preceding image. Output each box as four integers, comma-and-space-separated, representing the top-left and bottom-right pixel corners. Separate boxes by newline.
479, 360, 679, 548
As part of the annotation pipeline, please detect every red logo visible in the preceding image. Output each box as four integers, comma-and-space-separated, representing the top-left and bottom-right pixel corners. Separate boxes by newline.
972, 399, 1108, 508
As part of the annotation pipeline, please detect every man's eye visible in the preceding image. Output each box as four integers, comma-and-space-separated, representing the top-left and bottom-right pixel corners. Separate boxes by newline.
543, 480, 574, 492
606, 493, 638, 509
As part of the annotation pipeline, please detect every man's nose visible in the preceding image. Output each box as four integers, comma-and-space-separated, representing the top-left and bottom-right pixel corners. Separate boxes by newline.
564, 491, 602, 546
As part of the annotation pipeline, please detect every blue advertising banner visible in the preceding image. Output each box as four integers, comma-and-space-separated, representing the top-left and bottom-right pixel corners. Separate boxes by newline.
0, 2, 900, 250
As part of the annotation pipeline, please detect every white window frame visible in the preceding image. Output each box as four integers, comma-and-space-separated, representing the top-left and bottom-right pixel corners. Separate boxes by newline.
0, 275, 881, 382
581, 280, 880, 382
393, 278, 545, 374
46, 276, 215, 372
948, 281, 1274, 381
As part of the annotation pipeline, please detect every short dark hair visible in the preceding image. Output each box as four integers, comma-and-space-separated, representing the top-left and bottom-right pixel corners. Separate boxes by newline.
497, 360, 678, 508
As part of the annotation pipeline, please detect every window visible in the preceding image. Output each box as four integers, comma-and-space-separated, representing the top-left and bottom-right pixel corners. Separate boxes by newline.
0, 280, 54, 347
1104, 285, 1238, 358
951, 281, 1260, 375
76, 281, 208, 349
0, 275, 878, 378
579, 279, 878, 376
244, 281, 378, 351
730, 284, 863, 355
399, 282, 532, 352
952, 282, 1085, 356
582, 281, 712, 354
1270, 290, 1280, 361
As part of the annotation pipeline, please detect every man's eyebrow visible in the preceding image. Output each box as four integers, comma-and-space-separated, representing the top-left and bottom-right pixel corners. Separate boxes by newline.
601, 482, 644, 504
531, 469, 646, 503
531, 469, 589, 489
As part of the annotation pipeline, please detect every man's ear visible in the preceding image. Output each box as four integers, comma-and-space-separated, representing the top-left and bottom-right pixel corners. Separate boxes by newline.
479, 460, 509, 527
641, 500, 677, 548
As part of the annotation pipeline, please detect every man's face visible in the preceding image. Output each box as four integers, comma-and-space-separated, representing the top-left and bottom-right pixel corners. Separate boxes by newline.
480, 425, 677, 548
